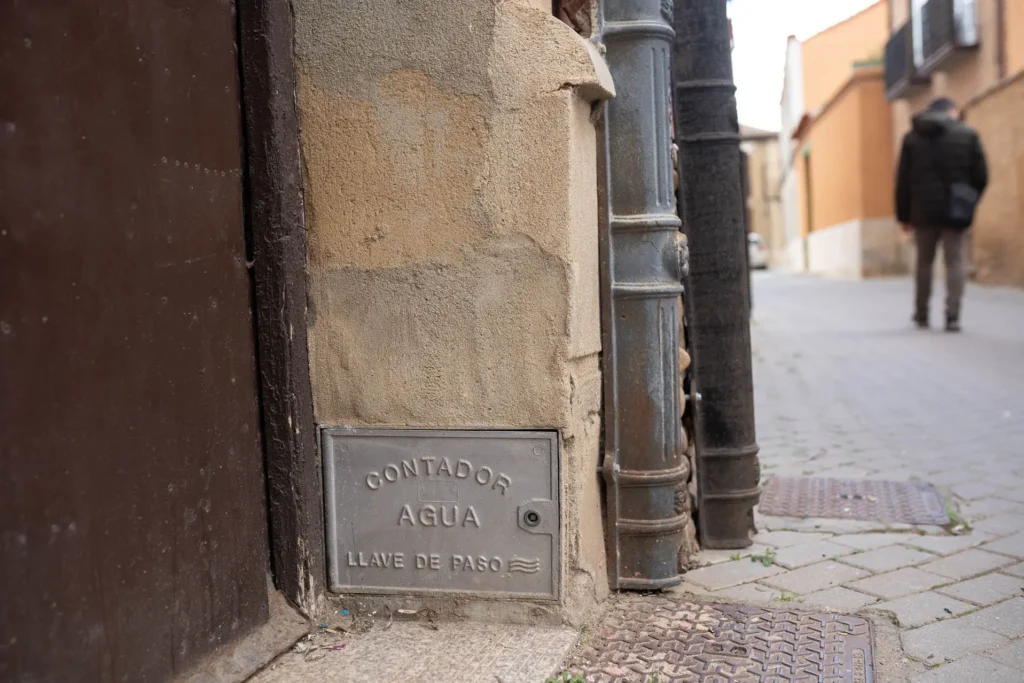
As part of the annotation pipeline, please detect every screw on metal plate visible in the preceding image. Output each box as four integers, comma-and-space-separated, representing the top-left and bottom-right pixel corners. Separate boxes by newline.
518, 499, 556, 535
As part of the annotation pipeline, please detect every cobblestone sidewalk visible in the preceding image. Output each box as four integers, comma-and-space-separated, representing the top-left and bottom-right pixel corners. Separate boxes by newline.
671, 273, 1024, 681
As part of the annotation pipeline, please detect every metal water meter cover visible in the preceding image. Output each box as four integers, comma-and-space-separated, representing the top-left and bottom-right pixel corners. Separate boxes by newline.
321, 428, 560, 600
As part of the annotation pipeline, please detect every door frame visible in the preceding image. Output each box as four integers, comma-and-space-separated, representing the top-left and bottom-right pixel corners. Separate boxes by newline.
237, 1, 324, 616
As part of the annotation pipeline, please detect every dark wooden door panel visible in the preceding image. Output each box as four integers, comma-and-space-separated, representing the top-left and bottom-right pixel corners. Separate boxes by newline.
0, 1, 270, 680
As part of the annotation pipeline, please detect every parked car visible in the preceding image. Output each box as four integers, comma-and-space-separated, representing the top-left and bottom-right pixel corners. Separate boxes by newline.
748, 232, 769, 270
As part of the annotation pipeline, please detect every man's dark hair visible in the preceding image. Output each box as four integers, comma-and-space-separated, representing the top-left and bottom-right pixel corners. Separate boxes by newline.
928, 97, 957, 113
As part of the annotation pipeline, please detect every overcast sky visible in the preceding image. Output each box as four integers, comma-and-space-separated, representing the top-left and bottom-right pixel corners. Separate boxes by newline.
729, 0, 879, 132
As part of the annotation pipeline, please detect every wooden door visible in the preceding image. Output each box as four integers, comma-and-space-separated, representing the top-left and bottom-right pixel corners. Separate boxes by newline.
1, 1, 270, 680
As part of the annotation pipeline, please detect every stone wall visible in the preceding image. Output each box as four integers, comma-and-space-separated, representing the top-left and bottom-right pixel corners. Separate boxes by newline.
293, 0, 614, 624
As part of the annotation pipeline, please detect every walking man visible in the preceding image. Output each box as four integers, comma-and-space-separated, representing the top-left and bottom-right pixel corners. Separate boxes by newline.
896, 97, 988, 332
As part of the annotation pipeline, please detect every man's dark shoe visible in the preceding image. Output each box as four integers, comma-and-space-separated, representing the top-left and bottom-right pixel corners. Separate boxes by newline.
913, 314, 929, 329
946, 318, 961, 333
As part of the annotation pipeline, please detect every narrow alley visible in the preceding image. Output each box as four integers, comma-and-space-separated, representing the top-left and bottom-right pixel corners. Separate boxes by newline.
668, 272, 1024, 681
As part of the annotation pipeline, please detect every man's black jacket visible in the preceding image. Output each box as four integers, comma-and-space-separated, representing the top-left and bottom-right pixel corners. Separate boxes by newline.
895, 111, 988, 229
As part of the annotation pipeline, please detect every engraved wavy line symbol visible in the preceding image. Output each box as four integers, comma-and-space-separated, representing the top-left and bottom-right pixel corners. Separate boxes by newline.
508, 557, 540, 574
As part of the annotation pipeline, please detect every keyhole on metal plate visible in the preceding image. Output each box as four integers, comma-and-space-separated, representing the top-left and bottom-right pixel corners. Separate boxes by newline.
524, 510, 541, 527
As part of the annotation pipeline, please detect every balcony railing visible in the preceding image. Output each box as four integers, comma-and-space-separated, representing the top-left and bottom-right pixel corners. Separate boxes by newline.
919, 0, 979, 74
885, 22, 928, 101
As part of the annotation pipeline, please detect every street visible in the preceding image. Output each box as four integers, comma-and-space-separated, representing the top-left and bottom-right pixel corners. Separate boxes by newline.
680, 271, 1024, 681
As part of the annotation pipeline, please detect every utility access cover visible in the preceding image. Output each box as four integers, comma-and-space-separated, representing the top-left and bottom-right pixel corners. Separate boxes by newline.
759, 477, 949, 526
571, 597, 874, 682
322, 428, 559, 600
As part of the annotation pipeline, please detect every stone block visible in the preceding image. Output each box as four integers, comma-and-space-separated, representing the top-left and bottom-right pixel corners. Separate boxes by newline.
772, 540, 854, 569
847, 568, 948, 599
909, 532, 994, 556
763, 561, 870, 595
752, 530, 834, 548
711, 582, 780, 604
832, 533, 920, 551
902, 619, 1008, 663
1002, 562, 1024, 578
937, 573, 1024, 606
951, 482, 1004, 500
682, 559, 785, 591
696, 544, 772, 567
800, 587, 878, 611
960, 497, 1022, 520
841, 546, 934, 573
909, 654, 1020, 682
871, 591, 973, 628
988, 638, 1024, 669
984, 531, 1024, 558
960, 598, 1024, 638
921, 549, 1013, 580
973, 513, 1024, 536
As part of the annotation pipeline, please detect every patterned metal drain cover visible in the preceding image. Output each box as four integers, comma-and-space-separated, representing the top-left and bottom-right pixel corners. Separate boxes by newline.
571, 597, 874, 682
759, 477, 949, 526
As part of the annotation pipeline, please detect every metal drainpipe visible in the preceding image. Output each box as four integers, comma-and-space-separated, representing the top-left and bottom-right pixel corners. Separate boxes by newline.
671, 0, 761, 548
598, 0, 690, 589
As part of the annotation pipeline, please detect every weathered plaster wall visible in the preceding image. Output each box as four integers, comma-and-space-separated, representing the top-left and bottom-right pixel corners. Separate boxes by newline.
293, 0, 613, 624
965, 72, 1024, 287
801, 0, 888, 114
792, 69, 904, 278
1009, 0, 1024, 75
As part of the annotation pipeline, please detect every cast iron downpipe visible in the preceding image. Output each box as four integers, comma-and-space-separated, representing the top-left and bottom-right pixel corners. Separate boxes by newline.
598, 0, 690, 589
671, 0, 761, 548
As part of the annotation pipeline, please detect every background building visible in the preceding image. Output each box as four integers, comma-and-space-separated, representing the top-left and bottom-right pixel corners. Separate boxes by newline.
778, 1, 905, 277
740, 126, 784, 266
885, 0, 1024, 286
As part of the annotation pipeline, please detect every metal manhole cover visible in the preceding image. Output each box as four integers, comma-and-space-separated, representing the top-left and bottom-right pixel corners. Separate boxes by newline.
570, 597, 874, 682
759, 477, 949, 526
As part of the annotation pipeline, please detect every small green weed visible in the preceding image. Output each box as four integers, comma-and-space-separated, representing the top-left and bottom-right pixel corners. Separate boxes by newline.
545, 673, 585, 683
749, 548, 777, 567
944, 502, 971, 534
773, 591, 803, 603
730, 552, 742, 561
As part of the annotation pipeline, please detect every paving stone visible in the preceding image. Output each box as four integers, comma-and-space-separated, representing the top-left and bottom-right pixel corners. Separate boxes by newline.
800, 586, 878, 611
920, 549, 1014, 580
908, 532, 994, 556
762, 561, 870, 595
960, 598, 1024, 638
758, 515, 907, 535
832, 533, 921, 551
972, 513, 1024, 536
710, 582, 780, 604
251, 621, 577, 683
771, 539, 854, 569
841, 545, 934, 573
910, 654, 1020, 682
984, 531, 1024, 558
996, 489, 1024, 504
1002, 562, 1024, 578
902, 618, 1008, 663
751, 530, 834, 548
847, 567, 949, 599
871, 591, 974, 628
696, 543, 772, 566
951, 481, 1005, 500
681, 558, 784, 590
960, 497, 1023, 520
988, 638, 1024, 669
929, 470, 977, 487
937, 573, 1024, 606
